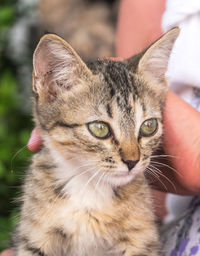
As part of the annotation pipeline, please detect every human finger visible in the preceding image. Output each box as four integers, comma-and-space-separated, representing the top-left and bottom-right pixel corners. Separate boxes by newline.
0, 249, 14, 256
27, 128, 42, 152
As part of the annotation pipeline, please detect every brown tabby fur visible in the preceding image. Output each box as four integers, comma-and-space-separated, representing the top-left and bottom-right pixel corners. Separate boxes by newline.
13, 28, 179, 256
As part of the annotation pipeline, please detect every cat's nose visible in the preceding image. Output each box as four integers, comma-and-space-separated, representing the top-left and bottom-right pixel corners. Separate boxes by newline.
122, 159, 139, 171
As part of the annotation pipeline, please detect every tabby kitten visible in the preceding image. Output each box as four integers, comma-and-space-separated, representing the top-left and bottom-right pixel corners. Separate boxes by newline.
13, 28, 179, 256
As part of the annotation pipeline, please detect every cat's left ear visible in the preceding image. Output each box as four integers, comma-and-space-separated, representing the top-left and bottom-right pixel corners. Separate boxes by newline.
128, 28, 180, 88
33, 34, 92, 101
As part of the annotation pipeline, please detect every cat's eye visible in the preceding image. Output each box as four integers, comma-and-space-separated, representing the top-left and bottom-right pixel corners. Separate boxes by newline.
88, 121, 111, 139
139, 118, 158, 137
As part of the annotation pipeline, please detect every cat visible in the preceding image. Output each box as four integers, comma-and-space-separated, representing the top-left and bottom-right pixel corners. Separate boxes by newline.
13, 28, 179, 256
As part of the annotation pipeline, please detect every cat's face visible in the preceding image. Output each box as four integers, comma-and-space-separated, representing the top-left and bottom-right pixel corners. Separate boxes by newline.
33, 29, 179, 187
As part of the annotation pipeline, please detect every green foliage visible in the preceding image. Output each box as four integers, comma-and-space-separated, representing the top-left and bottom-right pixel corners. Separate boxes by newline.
0, 0, 33, 251
0, 212, 18, 250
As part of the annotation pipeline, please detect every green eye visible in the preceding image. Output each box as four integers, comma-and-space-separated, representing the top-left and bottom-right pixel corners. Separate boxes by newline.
88, 121, 110, 139
139, 118, 158, 137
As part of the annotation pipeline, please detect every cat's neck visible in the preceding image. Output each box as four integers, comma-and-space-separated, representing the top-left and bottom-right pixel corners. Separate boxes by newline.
42, 138, 115, 210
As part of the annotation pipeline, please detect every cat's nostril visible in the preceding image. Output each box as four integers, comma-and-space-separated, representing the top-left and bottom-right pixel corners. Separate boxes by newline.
122, 159, 139, 171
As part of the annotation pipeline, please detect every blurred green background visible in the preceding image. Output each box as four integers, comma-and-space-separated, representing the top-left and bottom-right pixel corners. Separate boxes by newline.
0, 0, 116, 251
0, 0, 34, 250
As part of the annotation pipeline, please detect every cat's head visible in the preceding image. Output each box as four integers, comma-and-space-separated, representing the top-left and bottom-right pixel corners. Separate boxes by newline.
32, 29, 179, 187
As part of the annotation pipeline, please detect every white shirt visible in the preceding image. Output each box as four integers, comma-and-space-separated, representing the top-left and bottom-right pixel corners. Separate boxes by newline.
162, 0, 200, 111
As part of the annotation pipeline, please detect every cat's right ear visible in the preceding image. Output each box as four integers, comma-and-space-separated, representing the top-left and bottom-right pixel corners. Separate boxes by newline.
126, 28, 179, 89
33, 34, 92, 101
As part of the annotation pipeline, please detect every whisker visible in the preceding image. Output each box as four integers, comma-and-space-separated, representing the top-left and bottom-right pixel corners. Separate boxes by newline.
149, 164, 177, 193
71, 161, 98, 171
66, 155, 97, 161
80, 168, 102, 195
150, 160, 181, 177
106, 172, 112, 189
146, 167, 168, 191
150, 154, 178, 159
10, 145, 28, 172
69, 166, 96, 181
94, 171, 106, 192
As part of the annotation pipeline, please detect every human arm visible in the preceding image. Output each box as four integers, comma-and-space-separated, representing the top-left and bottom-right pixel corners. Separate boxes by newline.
117, 0, 165, 57
161, 91, 200, 195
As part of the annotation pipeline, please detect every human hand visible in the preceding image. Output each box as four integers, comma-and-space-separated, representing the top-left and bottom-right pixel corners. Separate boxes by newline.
27, 128, 42, 152
0, 249, 14, 256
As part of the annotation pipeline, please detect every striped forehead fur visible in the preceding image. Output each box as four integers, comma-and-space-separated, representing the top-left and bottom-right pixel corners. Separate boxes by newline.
87, 60, 139, 110
87, 59, 164, 119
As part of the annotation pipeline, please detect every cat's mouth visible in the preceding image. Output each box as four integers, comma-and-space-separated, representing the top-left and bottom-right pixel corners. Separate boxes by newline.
113, 171, 133, 178
113, 166, 142, 177
108, 169, 142, 186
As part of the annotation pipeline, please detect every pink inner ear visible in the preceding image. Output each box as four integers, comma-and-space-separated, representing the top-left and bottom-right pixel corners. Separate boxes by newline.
33, 37, 80, 101
34, 41, 54, 77
33, 37, 78, 81
33, 35, 92, 99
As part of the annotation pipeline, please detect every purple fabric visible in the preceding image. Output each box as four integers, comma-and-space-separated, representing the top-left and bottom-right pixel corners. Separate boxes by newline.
161, 197, 200, 256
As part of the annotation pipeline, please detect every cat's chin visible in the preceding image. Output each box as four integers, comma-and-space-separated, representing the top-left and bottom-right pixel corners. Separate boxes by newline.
108, 169, 142, 187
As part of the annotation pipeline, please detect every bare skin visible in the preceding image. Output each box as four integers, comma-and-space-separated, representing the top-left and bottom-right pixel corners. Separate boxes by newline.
161, 91, 200, 195
27, 128, 42, 152
0, 250, 13, 256
117, 0, 166, 57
